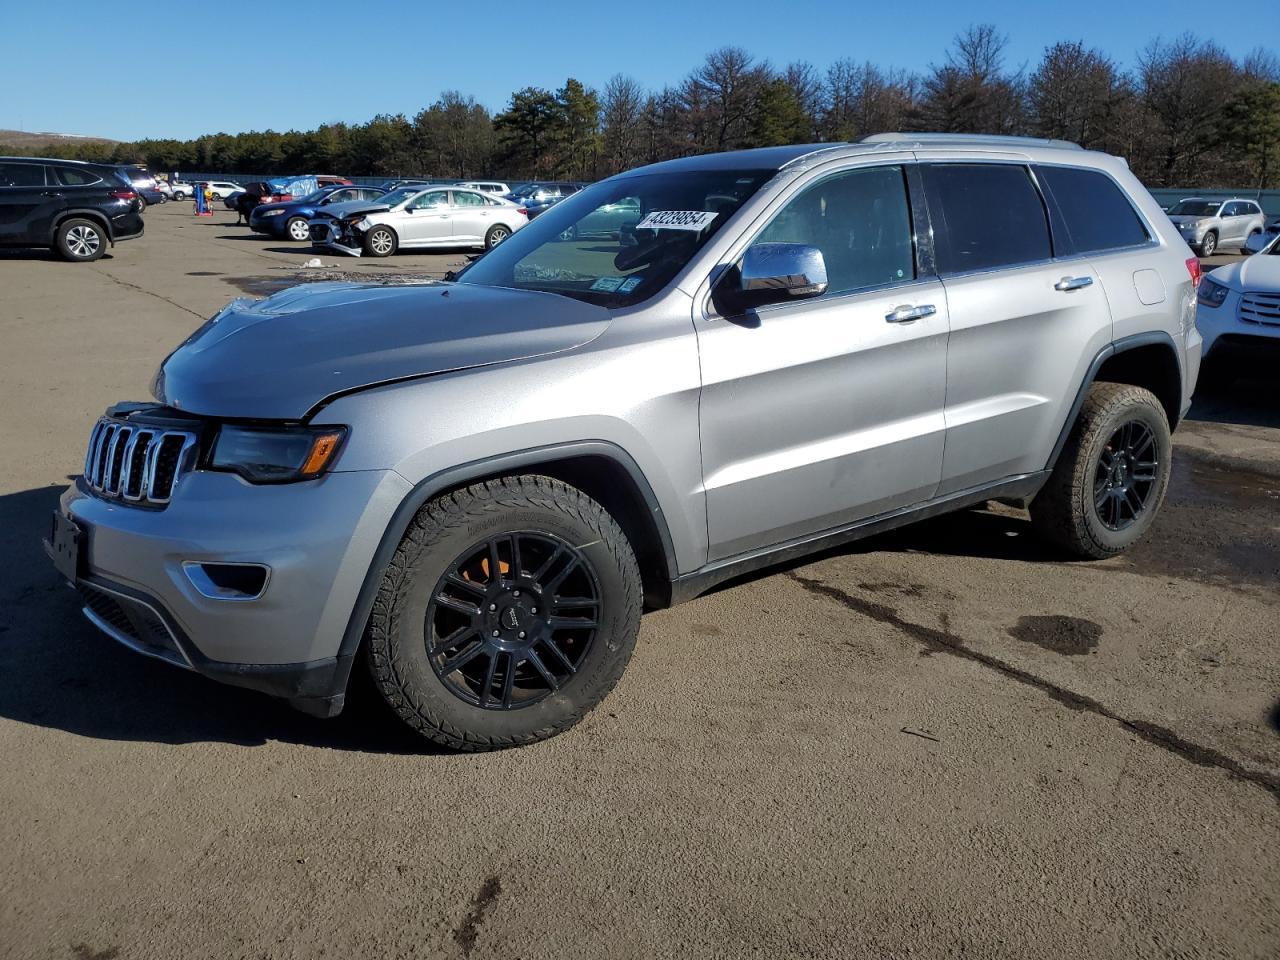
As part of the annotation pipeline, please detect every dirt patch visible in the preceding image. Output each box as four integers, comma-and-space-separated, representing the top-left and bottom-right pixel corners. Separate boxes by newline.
1008, 615, 1102, 655
1123, 450, 1280, 594
454, 875, 502, 956
786, 571, 1280, 803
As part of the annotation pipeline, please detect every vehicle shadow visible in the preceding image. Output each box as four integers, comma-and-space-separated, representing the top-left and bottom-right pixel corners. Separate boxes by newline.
0, 249, 114, 262
0, 483, 433, 754
1187, 366, 1280, 429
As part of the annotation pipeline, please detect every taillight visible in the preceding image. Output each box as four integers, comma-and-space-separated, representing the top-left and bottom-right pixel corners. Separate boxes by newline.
517, 207, 528, 217
111, 189, 137, 201
1185, 256, 1201, 288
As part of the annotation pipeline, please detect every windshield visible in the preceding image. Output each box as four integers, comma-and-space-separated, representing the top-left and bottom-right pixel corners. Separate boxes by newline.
1169, 200, 1221, 217
374, 187, 418, 208
456, 169, 774, 307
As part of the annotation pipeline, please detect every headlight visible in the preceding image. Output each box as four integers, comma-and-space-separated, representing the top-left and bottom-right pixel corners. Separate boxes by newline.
1196, 277, 1230, 309
210, 425, 347, 483
262, 209, 285, 217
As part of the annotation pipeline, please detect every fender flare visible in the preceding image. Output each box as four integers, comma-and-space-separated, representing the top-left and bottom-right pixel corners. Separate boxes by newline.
50, 207, 116, 245
1045, 330, 1183, 471
334, 440, 680, 666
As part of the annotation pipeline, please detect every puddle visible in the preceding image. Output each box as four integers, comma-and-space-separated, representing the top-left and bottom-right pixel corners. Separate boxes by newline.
1008, 615, 1102, 655
1122, 451, 1280, 592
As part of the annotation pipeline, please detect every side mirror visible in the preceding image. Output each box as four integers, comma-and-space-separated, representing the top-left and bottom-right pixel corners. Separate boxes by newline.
718, 243, 828, 314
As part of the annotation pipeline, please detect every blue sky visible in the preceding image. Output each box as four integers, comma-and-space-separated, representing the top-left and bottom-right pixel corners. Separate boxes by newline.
2, 0, 1275, 141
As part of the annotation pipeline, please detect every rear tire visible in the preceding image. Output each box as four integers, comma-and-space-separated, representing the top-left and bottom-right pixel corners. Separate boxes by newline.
364, 476, 642, 751
1030, 382, 1172, 559
485, 224, 511, 249
55, 218, 106, 262
363, 225, 397, 257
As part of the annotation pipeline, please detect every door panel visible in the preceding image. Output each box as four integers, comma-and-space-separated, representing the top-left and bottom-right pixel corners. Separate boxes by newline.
399, 190, 452, 244
938, 263, 1110, 491
699, 283, 948, 559
0, 163, 53, 242
448, 191, 490, 242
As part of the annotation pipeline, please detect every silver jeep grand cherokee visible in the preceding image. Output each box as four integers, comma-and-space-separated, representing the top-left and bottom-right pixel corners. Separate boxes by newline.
48, 134, 1202, 749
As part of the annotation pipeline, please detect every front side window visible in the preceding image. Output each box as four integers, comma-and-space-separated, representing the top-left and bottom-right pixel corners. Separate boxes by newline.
408, 190, 449, 210
751, 164, 915, 297
456, 168, 773, 307
923, 163, 1051, 273
1034, 165, 1149, 255
0, 162, 45, 187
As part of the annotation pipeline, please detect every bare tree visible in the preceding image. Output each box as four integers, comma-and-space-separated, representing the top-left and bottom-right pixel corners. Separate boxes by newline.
822, 60, 917, 140
601, 74, 645, 174
1139, 34, 1240, 184
682, 47, 770, 151
1028, 42, 1133, 150
914, 25, 1025, 134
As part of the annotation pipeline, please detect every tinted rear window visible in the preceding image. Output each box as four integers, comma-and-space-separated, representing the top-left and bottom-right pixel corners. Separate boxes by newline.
922, 164, 1051, 273
1035, 165, 1149, 254
0, 162, 45, 187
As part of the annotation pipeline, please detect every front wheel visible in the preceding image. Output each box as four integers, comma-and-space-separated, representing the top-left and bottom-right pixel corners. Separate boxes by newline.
1030, 382, 1172, 558
363, 225, 397, 257
56, 218, 106, 262
1198, 231, 1217, 257
286, 216, 310, 242
484, 224, 511, 249
364, 476, 642, 750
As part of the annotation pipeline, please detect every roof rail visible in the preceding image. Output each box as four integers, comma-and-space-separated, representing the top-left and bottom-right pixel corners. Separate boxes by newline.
861, 132, 1084, 151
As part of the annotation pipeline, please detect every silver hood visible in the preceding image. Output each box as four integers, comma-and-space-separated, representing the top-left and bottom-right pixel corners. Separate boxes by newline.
154, 281, 612, 419
1167, 215, 1207, 227
313, 198, 393, 219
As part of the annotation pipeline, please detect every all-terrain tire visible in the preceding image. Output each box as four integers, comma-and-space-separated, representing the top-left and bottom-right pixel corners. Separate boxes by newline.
365, 476, 642, 750
1030, 382, 1172, 559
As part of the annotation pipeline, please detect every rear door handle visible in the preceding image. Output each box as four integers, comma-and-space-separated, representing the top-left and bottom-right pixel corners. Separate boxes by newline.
1054, 276, 1093, 292
885, 303, 937, 324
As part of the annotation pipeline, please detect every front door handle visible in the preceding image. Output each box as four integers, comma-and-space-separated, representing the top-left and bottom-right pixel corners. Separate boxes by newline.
43, 191, 63, 198
885, 303, 937, 324
1054, 276, 1093, 292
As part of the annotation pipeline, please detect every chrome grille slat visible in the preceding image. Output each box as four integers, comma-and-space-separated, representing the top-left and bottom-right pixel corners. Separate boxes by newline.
1239, 291, 1280, 327
81, 417, 198, 509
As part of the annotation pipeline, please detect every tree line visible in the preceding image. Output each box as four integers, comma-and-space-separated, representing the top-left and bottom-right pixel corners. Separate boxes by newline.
6, 27, 1279, 189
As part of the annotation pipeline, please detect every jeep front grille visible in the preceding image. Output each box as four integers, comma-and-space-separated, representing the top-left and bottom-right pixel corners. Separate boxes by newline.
83, 418, 198, 506
1239, 290, 1280, 327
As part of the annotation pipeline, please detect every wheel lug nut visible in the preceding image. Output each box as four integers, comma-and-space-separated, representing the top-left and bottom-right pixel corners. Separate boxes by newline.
513, 590, 521, 597
489, 603, 497, 611
531, 607, 538, 614
518, 631, 526, 639
492, 630, 500, 637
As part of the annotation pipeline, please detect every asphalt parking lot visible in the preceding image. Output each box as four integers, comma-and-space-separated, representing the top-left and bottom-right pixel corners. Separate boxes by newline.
1, 203, 1277, 960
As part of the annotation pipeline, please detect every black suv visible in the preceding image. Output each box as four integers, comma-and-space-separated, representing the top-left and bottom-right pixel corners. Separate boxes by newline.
0, 157, 144, 261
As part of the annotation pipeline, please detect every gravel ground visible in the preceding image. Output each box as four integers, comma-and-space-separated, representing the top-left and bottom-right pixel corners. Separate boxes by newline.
0, 204, 1276, 960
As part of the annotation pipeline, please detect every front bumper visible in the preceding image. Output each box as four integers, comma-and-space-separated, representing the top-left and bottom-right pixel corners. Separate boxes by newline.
50, 468, 411, 714
1197, 293, 1280, 358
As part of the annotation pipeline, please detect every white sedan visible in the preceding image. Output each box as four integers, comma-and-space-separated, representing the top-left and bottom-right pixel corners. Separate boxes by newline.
310, 185, 528, 257
1196, 236, 1280, 367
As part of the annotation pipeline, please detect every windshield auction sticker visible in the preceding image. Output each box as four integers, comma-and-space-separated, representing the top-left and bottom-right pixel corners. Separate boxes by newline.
636, 210, 719, 231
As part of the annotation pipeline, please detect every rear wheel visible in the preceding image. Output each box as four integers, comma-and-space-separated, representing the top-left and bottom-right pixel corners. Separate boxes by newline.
364, 476, 642, 750
485, 224, 511, 249
286, 217, 310, 242
1030, 382, 1172, 558
55, 218, 106, 262
364, 225, 397, 257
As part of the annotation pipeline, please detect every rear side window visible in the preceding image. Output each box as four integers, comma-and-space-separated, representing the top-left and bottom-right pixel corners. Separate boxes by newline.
1034, 165, 1150, 255
922, 163, 1051, 273
0, 162, 46, 187
54, 166, 102, 186
753, 164, 915, 296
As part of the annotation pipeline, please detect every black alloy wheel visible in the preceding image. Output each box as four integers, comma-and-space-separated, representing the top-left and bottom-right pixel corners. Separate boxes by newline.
1093, 420, 1159, 531
426, 531, 600, 710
